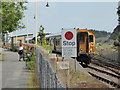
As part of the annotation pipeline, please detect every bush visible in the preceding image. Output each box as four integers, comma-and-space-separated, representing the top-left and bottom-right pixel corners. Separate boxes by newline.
11, 47, 18, 52
117, 32, 120, 42
26, 52, 36, 70
38, 40, 52, 53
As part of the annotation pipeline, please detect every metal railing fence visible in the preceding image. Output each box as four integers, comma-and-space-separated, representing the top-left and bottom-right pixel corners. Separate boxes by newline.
36, 48, 65, 88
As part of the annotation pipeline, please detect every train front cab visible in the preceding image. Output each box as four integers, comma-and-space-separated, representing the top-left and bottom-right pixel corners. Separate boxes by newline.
77, 29, 95, 65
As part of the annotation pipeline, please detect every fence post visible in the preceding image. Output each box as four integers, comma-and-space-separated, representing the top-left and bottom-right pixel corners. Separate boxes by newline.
36, 46, 65, 88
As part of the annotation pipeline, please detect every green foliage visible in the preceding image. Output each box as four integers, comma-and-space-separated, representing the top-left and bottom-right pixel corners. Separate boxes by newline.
37, 25, 46, 45
1, 1, 27, 34
10, 47, 18, 52
117, 6, 120, 16
117, 32, 120, 42
27, 52, 36, 70
97, 43, 102, 46
38, 40, 52, 53
90, 29, 111, 38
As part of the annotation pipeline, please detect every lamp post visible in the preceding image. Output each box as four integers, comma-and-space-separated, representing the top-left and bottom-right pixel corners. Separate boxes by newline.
35, 0, 38, 45
26, 13, 28, 43
35, 1, 49, 45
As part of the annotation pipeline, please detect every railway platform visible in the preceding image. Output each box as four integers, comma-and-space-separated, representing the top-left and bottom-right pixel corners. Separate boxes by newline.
0, 48, 29, 88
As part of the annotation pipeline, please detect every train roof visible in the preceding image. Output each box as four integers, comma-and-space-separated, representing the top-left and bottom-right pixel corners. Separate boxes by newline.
46, 29, 94, 38
77, 29, 95, 34
46, 32, 61, 38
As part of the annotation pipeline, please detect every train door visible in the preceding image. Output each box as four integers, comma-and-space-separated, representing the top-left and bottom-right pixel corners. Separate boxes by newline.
77, 32, 89, 55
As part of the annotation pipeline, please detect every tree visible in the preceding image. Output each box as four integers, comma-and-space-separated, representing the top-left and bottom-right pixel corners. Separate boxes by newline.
117, 6, 120, 16
117, 33, 120, 64
0, 1, 27, 34
37, 25, 45, 45
117, 32, 120, 42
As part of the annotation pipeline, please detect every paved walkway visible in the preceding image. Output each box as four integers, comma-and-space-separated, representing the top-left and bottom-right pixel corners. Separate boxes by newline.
0, 48, 29, 88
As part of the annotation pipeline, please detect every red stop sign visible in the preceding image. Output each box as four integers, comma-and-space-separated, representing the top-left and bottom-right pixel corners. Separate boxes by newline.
65, 31, 73, 40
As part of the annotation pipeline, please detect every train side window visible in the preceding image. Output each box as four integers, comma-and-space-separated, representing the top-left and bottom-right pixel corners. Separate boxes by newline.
79, 34, 84, 43
55, 39, 59, 46
53, 38, 56, 45
56, 40, 58, 45
57, 40, 60, 46
89, 35, 93, 42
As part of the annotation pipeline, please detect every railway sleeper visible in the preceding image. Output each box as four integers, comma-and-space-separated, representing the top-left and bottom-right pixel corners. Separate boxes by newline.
88, 72, 120, 88
92, 61, 120, 76
92, 58, 120, 70
88, 66, 120, 79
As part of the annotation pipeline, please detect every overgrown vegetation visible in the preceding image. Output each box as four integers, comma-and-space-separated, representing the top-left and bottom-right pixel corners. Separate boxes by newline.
10, 47, 18, 52
117, 32, 120, 41
36, 25, 52, 53
69, 69, 107, 88
26, 51, 40, 88
26, 52, 36, 70
38, 40, 52, 53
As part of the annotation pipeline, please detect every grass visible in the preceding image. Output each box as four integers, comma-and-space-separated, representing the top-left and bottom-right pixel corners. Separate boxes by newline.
69, 69, 108, 88
28, 70, 40, 88
37, 40, 52, 53
70, 69, 93, 82
96, 43, 118, 55
26, 52, 36, 70
27, 52, 40, 88
95, 43, 119, 62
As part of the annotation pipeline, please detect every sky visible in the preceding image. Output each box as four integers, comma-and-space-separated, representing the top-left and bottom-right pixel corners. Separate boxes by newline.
12, 1, 118, 36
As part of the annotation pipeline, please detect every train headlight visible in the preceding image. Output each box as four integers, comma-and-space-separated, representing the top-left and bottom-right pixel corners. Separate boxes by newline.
80, 48, 83, 51
89, 49, 92, 52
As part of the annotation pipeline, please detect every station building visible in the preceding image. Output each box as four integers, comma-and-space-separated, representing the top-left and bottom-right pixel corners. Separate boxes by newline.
11, 34, 33, 44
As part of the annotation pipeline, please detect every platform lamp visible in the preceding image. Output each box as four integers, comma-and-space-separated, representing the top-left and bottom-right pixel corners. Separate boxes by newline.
46, 2, 50, 7
35, 1, 50, 45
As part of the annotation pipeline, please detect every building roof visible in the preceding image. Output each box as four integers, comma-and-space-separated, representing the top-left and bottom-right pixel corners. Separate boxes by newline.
11, 33, 33, 38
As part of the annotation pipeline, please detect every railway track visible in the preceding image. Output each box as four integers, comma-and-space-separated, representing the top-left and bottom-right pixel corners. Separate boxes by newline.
84, 60, 120, 88
91, 58, 120, 75
52, 51, 120, 88
92, 58, 120, 69
89, 72, 120, 88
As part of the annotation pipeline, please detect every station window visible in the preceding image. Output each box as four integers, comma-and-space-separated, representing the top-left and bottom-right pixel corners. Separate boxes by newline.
89, 35, 93, 42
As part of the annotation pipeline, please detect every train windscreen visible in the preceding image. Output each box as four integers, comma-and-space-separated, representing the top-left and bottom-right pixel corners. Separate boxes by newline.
79, 34, 85, 43
89, 35, 93, 42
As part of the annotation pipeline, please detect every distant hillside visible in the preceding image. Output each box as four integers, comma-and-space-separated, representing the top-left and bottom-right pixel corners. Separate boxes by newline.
90, 30, 111, 38
109, 25, 120, 40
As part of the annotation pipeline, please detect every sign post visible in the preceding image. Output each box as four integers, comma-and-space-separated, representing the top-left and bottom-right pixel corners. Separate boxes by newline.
62, 28, 77, 71
61, 28, 77, 88
62, 28, 77, 58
